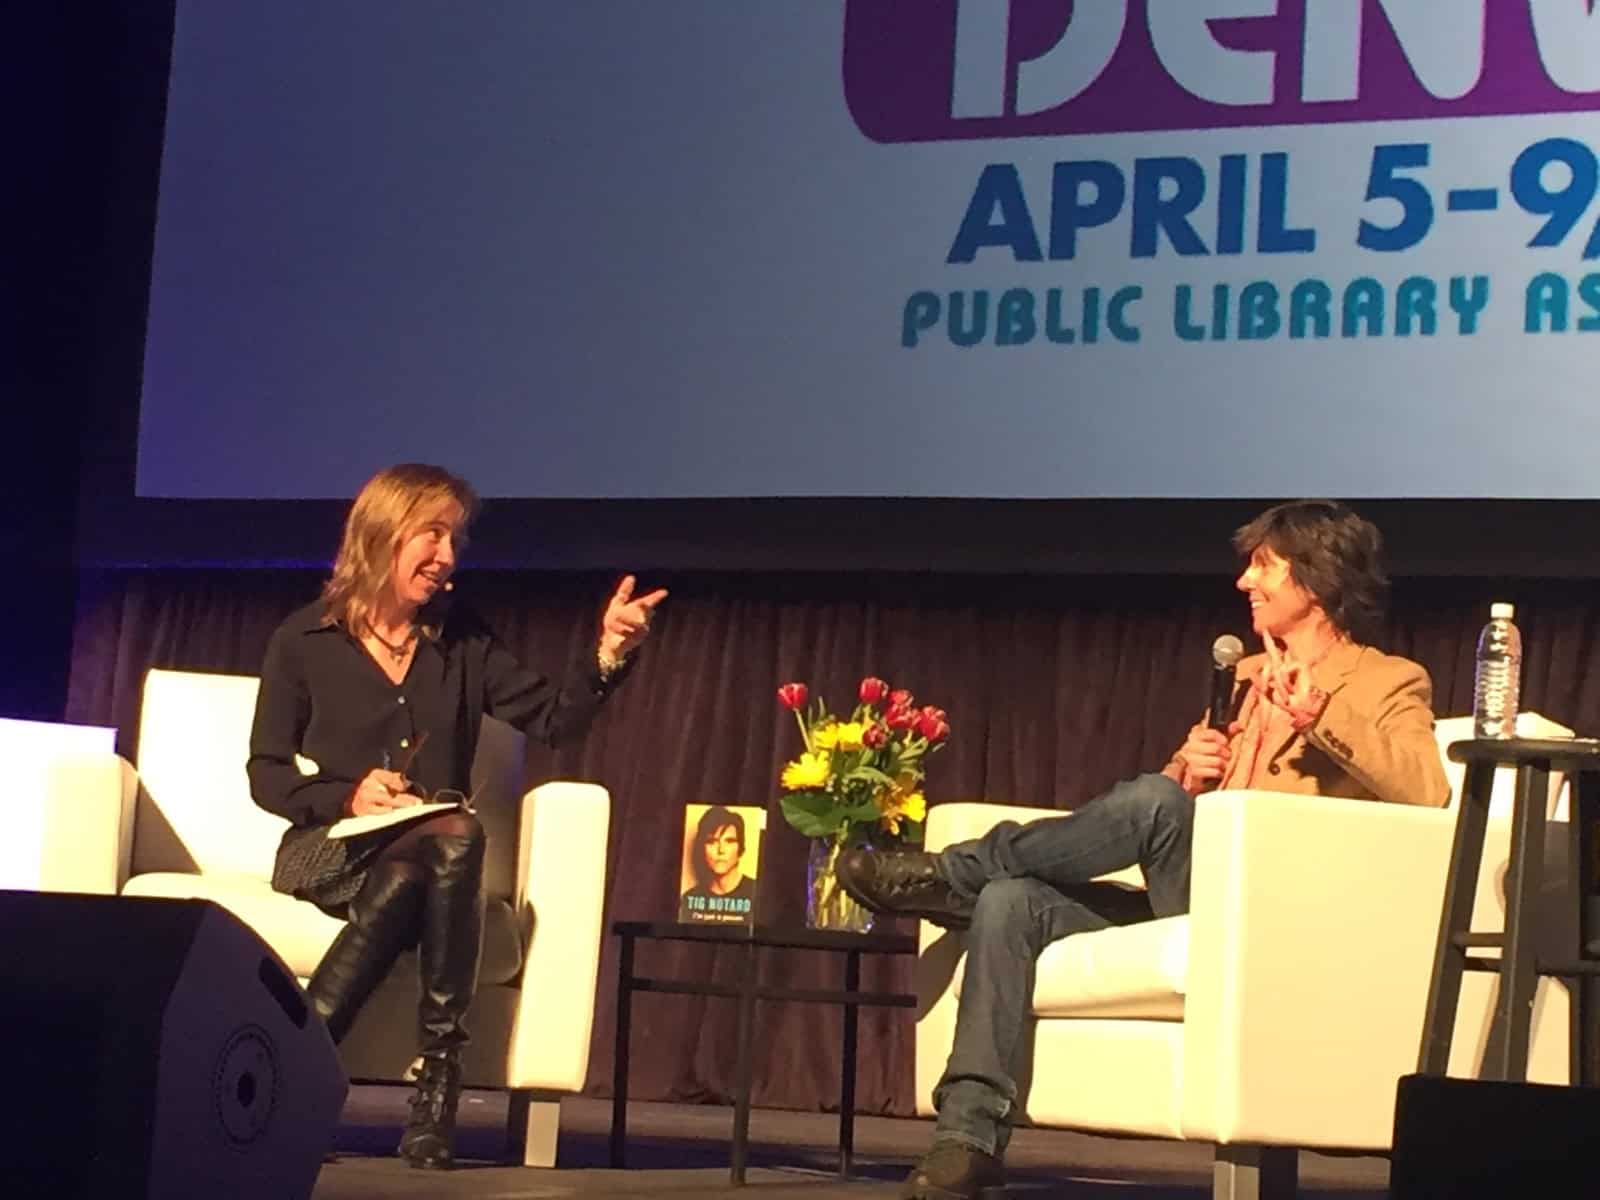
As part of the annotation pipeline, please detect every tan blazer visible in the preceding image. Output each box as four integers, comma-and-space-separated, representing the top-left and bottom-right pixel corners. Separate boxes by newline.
1227, 640, 1450, 808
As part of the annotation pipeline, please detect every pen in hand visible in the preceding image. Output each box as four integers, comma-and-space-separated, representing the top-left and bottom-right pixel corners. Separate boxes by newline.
396, 730, 429, 778
350, 746, 420, 817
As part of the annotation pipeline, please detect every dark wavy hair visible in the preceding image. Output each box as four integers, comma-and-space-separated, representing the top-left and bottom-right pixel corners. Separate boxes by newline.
691, 806, 746, 889
1232, 500, 1387, 643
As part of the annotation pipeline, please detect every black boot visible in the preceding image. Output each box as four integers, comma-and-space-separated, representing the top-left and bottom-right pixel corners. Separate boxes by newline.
836, 849, 975, 929
306, 861, 426, 1044
399, 1051, 465, 1171
900, 1141, 1006, 1200
398, 827, 485, 1170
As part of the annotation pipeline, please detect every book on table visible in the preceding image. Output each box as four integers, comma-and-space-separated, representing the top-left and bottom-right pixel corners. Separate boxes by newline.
676, 803, 765, 926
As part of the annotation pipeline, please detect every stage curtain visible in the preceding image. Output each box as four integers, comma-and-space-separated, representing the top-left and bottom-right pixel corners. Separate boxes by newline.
65, 567, 1600, 1116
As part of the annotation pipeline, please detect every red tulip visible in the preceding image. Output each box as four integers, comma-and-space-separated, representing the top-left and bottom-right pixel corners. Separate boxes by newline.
777, 682, 808, 711
885, 704, 917, 730
889, 689, 915, 710
916, 710, 951, 742
862, 723, 888, 749
859, 677, 889, 705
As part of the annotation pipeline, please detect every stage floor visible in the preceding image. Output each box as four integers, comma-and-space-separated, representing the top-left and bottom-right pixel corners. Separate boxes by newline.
312, 1087, 1391, 1198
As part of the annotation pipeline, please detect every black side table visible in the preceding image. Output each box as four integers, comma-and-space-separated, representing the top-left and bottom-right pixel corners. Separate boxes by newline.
608, 920, 918, 1185
1417, 737, 1600, 1084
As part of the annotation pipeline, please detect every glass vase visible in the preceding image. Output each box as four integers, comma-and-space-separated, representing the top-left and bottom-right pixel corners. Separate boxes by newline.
806, 835, 874, 933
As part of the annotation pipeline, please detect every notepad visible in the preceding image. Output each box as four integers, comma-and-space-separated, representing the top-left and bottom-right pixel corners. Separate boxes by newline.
325, 801, 463, 840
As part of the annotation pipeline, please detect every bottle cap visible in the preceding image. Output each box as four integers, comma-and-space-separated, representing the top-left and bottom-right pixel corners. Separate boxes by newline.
1490, 602, 1514, 619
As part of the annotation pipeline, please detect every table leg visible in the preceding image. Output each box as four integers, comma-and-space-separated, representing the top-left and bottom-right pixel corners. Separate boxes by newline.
838, 949, 860, 1180
609, 933, 634, 1168
729, 940, 759, 1186
1419, 762, 1494, 1074
1575, 771, 1600, 1086
1491, 763, 1548, 1081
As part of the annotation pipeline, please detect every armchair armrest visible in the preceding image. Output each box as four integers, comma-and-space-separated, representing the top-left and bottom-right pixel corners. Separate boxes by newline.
505, 780, 611, 1091
1180, 788, 1456, 1149
22, 752, 137, 895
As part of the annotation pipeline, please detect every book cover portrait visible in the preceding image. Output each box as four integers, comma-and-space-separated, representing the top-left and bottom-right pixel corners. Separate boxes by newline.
677, 804, 765, 926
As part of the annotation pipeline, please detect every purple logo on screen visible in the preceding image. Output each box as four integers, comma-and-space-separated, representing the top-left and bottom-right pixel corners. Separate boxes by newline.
842, 1, 1600, 144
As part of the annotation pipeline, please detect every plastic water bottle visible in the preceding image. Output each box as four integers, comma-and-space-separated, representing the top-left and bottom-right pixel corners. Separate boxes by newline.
1472, 602, 1522, 739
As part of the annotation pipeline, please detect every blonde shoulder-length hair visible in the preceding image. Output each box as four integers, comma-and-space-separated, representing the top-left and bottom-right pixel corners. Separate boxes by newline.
320, 463, 480, 636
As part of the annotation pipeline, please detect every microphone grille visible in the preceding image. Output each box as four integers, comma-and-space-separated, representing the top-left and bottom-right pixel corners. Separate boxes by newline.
1212, 634, 1245, 668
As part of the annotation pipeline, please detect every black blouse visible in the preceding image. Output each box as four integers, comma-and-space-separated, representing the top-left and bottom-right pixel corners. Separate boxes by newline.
247, 600, 626, 828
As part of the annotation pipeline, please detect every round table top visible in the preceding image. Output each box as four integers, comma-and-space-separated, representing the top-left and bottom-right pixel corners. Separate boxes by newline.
1446, 736, 1600, 767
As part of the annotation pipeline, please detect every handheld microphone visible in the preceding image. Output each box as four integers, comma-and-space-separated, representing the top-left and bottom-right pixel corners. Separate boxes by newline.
1209, 634, 1245, 731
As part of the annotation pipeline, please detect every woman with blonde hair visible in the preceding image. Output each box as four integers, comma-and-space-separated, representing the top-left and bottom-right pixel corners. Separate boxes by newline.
247, 463, 665, 1169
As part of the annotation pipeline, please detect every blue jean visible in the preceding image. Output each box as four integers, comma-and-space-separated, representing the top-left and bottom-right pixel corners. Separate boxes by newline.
930, 772, 1194, 1156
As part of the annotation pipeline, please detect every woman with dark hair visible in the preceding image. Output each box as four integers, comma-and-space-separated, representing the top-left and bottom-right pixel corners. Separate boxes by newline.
836, 498, 1448, 1200
247, 462, 665, 1170
1229, 497, 1387, 645
1210, 499, 1397, 795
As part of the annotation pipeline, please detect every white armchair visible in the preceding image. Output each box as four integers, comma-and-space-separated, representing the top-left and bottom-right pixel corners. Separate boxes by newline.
914, 714, 1575, 1199
2, 716, 122, 893
37, 668, 612, 1167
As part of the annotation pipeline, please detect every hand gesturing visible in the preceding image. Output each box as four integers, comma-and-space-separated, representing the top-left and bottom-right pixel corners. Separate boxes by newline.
599, 574, 669, 662
1259, 633, 1329, 728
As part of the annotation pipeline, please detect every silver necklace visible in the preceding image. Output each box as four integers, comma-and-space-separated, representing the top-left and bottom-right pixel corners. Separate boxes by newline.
366, 622, 418, 663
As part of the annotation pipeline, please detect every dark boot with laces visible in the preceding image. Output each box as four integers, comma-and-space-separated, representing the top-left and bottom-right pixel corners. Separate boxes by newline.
900, 1140, 1006, 1200
398, 1051, 463, 1170
836, 849, 975, 929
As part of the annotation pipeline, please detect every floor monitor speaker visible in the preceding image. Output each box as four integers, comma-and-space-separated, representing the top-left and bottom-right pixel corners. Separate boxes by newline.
1392, 1072, 1600, 1198
0, 890, 347, 1199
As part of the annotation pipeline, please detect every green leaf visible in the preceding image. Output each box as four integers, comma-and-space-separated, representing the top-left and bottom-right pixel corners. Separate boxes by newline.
851, 765, 897, 786
839, 796, 884, 823
781, 791, 846, 838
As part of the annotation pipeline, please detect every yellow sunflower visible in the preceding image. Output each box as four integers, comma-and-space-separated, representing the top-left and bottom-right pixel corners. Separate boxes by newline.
833, 721, 867, 750
877, 788, 926, 835
780, 752, 831, 790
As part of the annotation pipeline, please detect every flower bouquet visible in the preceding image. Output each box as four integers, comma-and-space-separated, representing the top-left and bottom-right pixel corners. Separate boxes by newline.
776, 677, 950, 930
